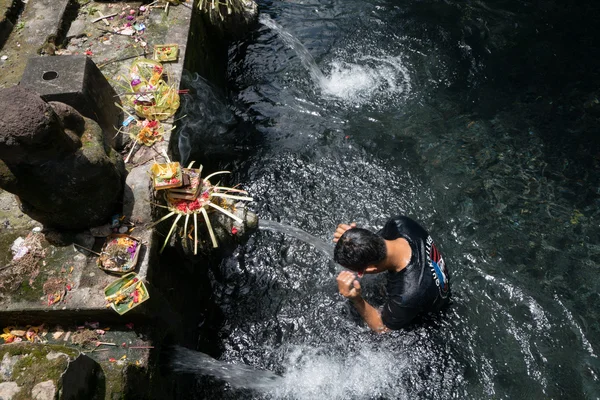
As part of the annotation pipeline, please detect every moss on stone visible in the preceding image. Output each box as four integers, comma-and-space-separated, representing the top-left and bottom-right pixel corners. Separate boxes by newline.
0, 343, 79, 399
101, 361, 125, 399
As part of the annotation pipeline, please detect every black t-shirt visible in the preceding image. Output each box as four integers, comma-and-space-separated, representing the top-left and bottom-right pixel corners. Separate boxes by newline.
378, 216, 450, 330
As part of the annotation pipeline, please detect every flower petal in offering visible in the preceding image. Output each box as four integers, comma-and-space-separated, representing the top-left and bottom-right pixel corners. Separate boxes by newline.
104, 273, 149, 315
153, 44, 179, 62
150, 162, 183, 190
130, 119, 165, 146
128, 58, 180, 121
97, 234, 141, 275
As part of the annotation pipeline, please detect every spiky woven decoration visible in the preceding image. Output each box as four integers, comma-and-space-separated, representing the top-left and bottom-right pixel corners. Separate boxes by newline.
148, 161, 253, 254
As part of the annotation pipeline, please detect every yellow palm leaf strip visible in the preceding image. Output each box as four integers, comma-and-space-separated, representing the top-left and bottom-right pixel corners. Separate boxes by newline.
114, 102, 138, 120
207, 202, 243, 224
203, 171, 230, 182
125, 140, 139, 163
187, 161, 195, 169
193, 212, 199, 254
200, 208, 218, 248
214, 186, 248, 194
210, 193, 253, 202
147, 211, 176, 230
160, 214, 182, 253
183, 214, 190, 239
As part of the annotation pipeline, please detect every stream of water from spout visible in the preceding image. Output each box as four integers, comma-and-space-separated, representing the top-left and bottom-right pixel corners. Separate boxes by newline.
171, 346, 282, 391
258, 219, 333, 259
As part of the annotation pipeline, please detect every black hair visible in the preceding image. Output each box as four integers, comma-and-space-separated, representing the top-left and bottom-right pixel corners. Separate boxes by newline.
333, 228, 386, 272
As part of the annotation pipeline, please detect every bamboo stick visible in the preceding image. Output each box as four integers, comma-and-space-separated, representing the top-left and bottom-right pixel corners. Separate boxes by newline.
146, 211, 175, 229
193, 213, 199, 254
160, 214, 182, 253
203, 170, 230, 182
210, 193, 253, 202
200, 208, 218, 248
207, 202, 243, 224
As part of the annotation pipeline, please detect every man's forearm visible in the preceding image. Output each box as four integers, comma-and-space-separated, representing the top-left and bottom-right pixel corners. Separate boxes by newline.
351, 296, 389, 333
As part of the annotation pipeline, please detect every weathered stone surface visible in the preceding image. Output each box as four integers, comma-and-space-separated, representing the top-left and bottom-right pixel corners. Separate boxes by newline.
0, 381, 21, 399
0, 86, 125, 230
0, 343, 76, 400
0, 352, 21, 381
45, 351, 68, 361
0, 87, 78, 163
0, 0, 70, 88
65, 19, 86, 39
31, 380, 55, 400
20, 55, 123, 147
0, 0, 16, 49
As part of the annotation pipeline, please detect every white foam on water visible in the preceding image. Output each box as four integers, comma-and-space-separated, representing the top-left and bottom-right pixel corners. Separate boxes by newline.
172, 345, 410, 399
260, 14, 411, 108
319, 56, 412, 106
266, 346, 409, 400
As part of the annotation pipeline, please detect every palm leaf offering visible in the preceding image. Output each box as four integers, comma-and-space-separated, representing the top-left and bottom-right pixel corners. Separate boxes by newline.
129, 58, 180, 121
97, 235, 142, 275
149, 161, 253, 253
104, 273, 149, 315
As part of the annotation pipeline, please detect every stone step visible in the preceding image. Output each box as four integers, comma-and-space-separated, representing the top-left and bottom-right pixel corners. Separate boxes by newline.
0, 0, 71, 88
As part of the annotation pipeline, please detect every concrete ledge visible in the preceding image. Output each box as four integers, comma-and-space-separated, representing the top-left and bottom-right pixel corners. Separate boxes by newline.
0, 2, 192, 325
0, 0, 71, 88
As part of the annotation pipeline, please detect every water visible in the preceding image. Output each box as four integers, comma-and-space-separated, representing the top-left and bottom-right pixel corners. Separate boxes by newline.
171, 346, 282, 390
175, 0, 600, 398
258, 219, 333, 259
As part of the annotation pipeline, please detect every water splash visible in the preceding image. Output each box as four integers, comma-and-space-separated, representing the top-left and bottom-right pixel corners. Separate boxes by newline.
269, 345, 409, 400
320, 56, 411, 106
259, 14, 411, 106
171, 345, 409, 400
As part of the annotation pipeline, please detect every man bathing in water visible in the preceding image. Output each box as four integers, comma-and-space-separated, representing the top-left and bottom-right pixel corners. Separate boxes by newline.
333, 216, 451, 332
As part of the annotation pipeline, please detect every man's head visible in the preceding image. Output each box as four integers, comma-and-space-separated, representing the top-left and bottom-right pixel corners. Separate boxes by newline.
334, 228, 387, 273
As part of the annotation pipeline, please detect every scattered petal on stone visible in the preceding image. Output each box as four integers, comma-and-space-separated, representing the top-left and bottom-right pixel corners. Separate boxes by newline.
231, 226, 239, 235
1, 55, 8, 61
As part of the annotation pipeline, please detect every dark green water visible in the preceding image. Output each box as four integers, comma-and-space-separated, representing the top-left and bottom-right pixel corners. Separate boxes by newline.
176, 0, 600, 398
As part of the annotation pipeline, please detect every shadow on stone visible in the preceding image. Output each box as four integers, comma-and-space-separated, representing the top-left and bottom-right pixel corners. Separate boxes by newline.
61, 353, 106, 400
0, 86, 126, 231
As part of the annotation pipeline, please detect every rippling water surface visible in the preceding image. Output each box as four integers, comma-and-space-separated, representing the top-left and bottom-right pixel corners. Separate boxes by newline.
175, 0, 600, 398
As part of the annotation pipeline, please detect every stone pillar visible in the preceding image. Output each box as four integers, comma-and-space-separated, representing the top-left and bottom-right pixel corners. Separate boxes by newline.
0, 86, 125, 230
